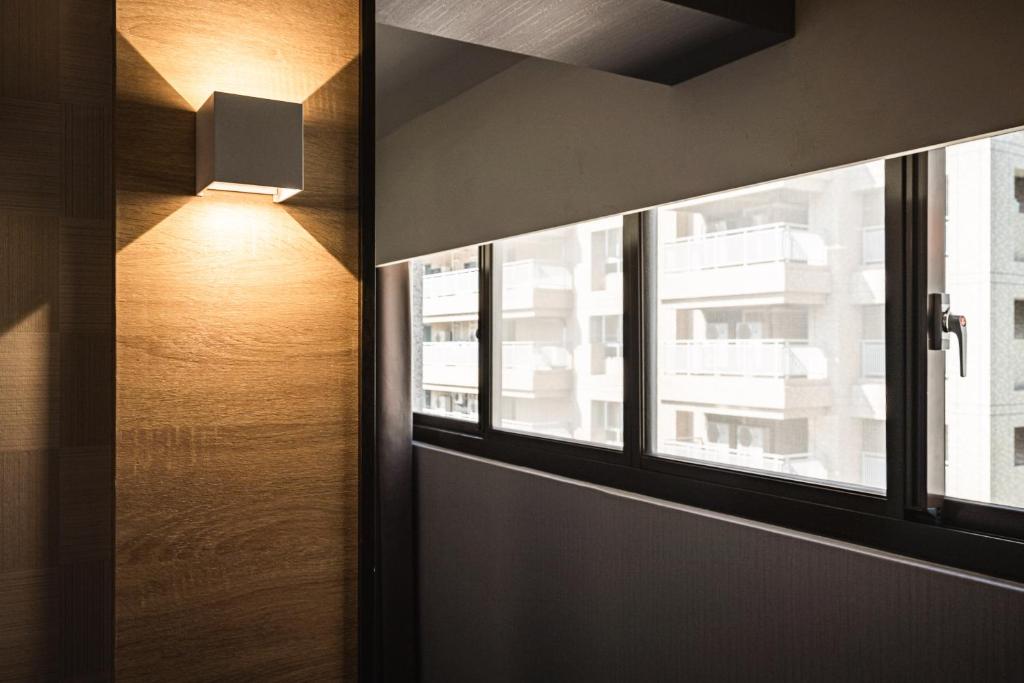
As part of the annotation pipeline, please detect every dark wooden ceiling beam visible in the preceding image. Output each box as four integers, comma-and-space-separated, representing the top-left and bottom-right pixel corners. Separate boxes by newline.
667, 0, 795, 37
376, 0, 796, 86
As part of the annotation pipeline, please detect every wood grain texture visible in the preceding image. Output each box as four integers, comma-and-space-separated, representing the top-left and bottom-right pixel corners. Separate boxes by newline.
115, 1, 361, 679
1, 0, 60, 101
0, 569, 59, 681
376, 0, 792, 85
0, 0, 114, 679
0, 99, 62, 212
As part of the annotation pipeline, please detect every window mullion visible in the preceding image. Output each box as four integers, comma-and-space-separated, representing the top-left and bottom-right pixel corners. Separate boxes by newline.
623, 211, 644, 467
884, 155, 912, 518
479, 242, 494, 436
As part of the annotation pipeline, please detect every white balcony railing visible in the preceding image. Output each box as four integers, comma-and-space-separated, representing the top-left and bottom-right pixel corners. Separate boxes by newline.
423, 267, 479, 300
663, 339, 827, 379
422, 267, 479, 318
501, 259, 572, 291
423, 341, 572, 373
661, 440, 811, 474
501, 341, 571, 370
500, 419, 572, 438
862, 225, 884, 266
422, 341, 477, 367
421, 341, 478, 389
662, 223, 826, 272
860, 450, 886, 490
861, 340, 885, 378
423, 260, 573, 318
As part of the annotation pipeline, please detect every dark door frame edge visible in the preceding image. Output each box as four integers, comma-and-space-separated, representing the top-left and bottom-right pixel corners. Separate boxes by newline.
358, 1, 379, 681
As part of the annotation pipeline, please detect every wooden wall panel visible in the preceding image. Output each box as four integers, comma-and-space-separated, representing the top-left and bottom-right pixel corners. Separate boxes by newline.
0, 0, 115, 679
115, 1, 361, 680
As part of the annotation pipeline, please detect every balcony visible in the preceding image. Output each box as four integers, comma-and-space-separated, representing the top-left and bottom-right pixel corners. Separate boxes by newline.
422, 341, 573, 396
850, 226, 885, 304
850, 341, 886, 420
660, 223, 830, 306
422, 341, 478, 391
659, 340, 830, 414
500, 341, 573, 396
588, 268, 623, 314
587, 353, 624, 401
424, 260, 576, 320
861, 340, 885, 378
658, 440, 821, 477
501, 259, 573, 317
861, 225, 884, 266
500, 419, 572, 440
664, 339, 827, 378
422, 267, 479, 320
860, 451, 886, 491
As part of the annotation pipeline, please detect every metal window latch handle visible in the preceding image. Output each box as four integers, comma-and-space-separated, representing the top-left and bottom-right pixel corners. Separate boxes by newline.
929, 293, 967, 377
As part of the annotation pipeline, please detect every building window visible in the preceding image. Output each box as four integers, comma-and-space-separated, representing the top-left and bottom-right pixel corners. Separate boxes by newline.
1016, 428, 1024, 467
1015, 300, 1024, 339
590, 223, 623, 291
410, 246, 480, 421
652, 160, 886, 490
590, 314, 623, 375
493, 217, 624, 447
591, 400, 623, 446
1015, 171, 1024, 213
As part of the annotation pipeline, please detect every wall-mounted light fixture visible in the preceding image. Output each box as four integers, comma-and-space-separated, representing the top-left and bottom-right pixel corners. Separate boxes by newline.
196, 92, 303, 203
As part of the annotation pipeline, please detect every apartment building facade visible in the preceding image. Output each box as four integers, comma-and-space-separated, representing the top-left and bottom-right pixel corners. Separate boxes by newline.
945, 132, 1024, 508
412, 141, 1024, 505
654, 162, 887, 491
412, 217, 625, 447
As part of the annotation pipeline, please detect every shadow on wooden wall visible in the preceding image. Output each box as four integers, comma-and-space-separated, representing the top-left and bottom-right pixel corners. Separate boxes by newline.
113, 1, 361, 677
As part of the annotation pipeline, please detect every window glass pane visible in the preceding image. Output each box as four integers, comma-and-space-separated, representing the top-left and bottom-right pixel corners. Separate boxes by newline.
493, 216, 624, 447
945, 131, 1024, 507
410, 246, 479, 421
653, 161, 886, 491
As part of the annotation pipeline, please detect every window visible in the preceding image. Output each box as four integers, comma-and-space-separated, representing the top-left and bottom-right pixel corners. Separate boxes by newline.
590, 314, 623, 375
652, 161, 886, 491
410, 246, 480, 421
944, 132, 1024, 507
591, 227, 623, 290
405, 138, 1024, 585
1015, 170, 1024, 213
592, 400, 623, 446
492, 216, 624, 446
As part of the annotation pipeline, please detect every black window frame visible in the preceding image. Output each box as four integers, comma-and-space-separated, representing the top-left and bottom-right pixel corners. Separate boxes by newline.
410, 151, 1024, 584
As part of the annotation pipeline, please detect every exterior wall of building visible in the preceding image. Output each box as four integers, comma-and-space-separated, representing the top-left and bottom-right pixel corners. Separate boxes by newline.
412, 220, 624, 445
947, 134, 1024, 508
655, 163, 886, 490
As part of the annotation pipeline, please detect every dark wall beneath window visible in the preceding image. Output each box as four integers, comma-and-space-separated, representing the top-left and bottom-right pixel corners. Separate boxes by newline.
416, 445, 1024, 682
0, 0, 114, 679
378, 0, 1024, 263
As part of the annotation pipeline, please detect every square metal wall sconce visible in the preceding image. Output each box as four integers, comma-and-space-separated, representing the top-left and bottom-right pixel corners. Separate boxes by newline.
196, 92, 303, 203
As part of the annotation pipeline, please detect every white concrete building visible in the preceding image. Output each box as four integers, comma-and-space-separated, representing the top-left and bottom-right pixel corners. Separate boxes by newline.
654, 162, 887, 490
946, 132, 1024, 508
412, 217, 625, 447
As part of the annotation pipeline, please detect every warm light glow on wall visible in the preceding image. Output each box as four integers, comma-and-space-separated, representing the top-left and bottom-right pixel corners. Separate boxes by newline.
117, 3, 357, 110
0, 306, 54, 451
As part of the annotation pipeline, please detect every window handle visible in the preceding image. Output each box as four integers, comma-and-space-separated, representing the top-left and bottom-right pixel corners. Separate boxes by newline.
929, 293, 967, 377
944, 310, 967, 377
